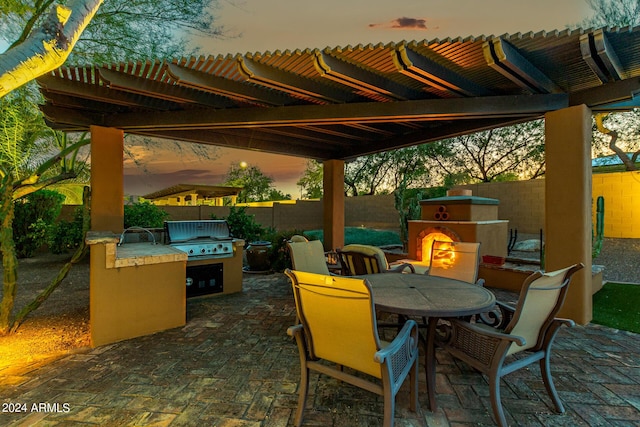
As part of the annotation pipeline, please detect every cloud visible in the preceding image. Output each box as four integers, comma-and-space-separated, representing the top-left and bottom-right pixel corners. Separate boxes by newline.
369, 17, 430, 30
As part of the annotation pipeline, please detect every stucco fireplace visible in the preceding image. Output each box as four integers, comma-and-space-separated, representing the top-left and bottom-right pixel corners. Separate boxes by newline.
407, 190, 508, 266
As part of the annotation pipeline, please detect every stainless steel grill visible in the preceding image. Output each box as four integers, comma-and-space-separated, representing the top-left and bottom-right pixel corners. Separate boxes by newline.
165, 220, 239, 298
165, 220, 234, 260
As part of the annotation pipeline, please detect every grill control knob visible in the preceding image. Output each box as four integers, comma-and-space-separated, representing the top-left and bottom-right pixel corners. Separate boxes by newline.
188, 249, 194, 254
201, 248, 206, 254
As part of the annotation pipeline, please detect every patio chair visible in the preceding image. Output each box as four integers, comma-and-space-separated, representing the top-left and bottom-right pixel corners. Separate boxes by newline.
286, 236, 332, 275
428, 241, 484, 286
338, 244, 415, 276
285, 269, 419, 427
436, 263, 584, 427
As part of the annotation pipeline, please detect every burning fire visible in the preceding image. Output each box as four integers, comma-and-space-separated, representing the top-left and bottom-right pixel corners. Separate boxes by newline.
430, 240, 457, 270
421, 233, 454, 266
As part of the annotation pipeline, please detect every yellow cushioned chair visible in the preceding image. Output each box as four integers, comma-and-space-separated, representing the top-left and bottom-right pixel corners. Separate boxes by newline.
285, 269, 419, 427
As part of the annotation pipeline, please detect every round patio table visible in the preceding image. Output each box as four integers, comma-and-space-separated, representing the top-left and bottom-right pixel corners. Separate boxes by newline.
362, 273, 496, 412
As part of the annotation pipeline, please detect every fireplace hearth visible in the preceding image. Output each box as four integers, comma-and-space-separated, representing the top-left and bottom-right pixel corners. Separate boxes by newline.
407, 190, 508, 266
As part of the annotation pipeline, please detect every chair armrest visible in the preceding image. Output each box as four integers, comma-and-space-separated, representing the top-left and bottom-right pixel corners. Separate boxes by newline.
476, 300, 515, 329
375, 320, 419, 392
287, 324, 304, 338
448, 319, 526, 346
374, 319, 419, 364
386, 262, 416, 274
554, 317, 575, 328
496, 300, 515, 314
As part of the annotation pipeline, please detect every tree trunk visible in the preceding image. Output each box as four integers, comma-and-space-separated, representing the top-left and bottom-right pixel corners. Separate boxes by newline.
0, 180, 18, 335
595, 113, 638, 171
0, 0, 103, 97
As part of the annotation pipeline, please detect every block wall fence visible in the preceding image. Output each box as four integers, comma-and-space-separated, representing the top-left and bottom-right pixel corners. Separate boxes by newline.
65, 171, 638, 239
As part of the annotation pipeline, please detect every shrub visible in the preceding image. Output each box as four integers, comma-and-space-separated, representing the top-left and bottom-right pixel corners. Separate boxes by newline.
13, 190, 65, 258
48, 207, 85, 254
214, 206, 265, 244
124, 201, 168, 228
261, 229, 307, 272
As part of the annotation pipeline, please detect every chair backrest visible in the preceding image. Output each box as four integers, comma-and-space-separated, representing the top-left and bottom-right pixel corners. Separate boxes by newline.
287, 239, 331, 275
285, 269, 382, 378
505, 264, 583, 355
339, 244, 389, 275
428, 241, 481, 284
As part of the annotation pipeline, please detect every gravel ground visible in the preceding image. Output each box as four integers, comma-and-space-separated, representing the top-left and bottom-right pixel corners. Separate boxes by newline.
593, 237, 640, 283
509, 236, 640, 283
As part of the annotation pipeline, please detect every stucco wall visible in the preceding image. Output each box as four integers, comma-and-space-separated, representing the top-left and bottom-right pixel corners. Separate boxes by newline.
452, 180, 546, 235
63, 172, 639, 238
592, 171, 640, 238
454, 171, 640, 238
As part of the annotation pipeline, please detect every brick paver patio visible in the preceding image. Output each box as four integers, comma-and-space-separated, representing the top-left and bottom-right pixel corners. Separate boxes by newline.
1, 273, 639, 426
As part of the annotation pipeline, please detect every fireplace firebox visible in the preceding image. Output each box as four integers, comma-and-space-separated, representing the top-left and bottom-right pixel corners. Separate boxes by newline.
407, 190, 508, 266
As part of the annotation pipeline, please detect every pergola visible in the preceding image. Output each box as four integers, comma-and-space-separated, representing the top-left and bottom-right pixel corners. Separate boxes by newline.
37, 26, 640, 323
142, 184, 242, 205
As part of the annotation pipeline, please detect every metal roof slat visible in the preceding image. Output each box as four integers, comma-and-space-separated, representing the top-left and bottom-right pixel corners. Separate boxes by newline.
393, 44, 494, 97
237, 57, 351, 104
313, 50, 421, 101
98, 67, 234, 108
165, 63, 294, 107
37, 27, 640, 161
37, 74, 173, 109
484, 38, 563, 94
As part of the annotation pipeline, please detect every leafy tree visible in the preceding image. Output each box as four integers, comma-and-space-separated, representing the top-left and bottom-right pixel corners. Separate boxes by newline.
268, 188, 291, 201
594, 112, 640, 170
429, 121, 546, 183
1, 0, 223, 64
344, 144, 441, 196
0, 89, 91, 334
583, 0, 640, 27
296, 160, 323, 199
0, 0, 225, 333
0, 0, 102, 97
582, 0, 640, 170
224, 163, 282, 202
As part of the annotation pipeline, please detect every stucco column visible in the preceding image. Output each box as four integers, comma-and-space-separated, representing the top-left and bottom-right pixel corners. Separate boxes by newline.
90, 126, 124, 233
323, 159, 345, 251
544, 105, 592, 324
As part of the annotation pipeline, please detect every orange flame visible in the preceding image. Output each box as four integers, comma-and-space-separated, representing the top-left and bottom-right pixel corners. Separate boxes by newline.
420, 233, 454, 266
431, 241, 457, 270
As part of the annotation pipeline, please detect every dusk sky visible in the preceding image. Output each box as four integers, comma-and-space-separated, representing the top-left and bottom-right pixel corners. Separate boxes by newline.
124, 0, 594, 197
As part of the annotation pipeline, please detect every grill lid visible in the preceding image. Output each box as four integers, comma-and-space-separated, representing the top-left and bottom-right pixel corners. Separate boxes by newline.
164, 220, 231, 244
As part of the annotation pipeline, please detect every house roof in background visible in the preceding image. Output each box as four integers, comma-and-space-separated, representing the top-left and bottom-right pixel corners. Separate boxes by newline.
142, 184, 242, 200
592, 153, 638, 167
38, 27, 640, 161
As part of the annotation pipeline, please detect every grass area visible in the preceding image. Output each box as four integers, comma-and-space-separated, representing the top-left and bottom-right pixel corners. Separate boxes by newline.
304, 227, 402, 247
592, 282, 640, 334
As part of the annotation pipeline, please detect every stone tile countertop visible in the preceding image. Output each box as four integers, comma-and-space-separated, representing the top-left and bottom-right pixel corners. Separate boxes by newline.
86, 231, 187, 268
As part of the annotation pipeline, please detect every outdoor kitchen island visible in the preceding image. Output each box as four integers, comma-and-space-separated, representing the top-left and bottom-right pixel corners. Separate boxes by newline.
86, 231, 188, 347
